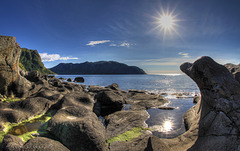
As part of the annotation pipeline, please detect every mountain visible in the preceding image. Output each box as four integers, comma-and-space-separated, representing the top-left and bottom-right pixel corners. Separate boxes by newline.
19, 48, 54, 74
50, 61, 146, 74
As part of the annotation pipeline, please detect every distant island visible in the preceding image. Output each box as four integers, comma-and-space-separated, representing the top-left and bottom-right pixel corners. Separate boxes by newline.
50, 61, 146, 75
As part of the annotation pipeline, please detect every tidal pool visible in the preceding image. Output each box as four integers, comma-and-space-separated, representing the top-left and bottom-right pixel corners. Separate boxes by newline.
146, 98, 195, 138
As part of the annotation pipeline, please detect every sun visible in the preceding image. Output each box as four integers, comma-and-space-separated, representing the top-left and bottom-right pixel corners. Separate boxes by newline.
153, 9, 180, 37
160, 15, 174, 29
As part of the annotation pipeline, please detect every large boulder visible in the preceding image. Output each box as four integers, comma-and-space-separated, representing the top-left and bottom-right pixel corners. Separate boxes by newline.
47, 106, 106, 151
22, 137, 70, 151
105, 110, 149, 139
177, 56, 240, 150
0, 36, 31, 97
1, 134, 24, 151
127, 91, 169, 110
95, 91, 125, 116
60, 92, 94, 111
73, 77, 84, 83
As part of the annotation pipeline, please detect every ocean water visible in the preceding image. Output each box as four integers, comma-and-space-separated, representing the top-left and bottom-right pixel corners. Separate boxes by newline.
55, 74, 199, 95
55, 74, 200, 138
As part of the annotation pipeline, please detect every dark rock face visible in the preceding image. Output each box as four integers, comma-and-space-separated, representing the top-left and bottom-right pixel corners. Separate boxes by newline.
48, 106, 106, 151
22, 137, 70, 151
1, 134, 24, 151
50, 61, 146, 75
179, 56, 240, 150
105, 110, 149, 139
95, 91, 125, 116
73, 77, 84, 83
66, 78, 72, 82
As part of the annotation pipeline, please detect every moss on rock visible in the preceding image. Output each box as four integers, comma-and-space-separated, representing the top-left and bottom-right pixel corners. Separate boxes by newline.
106, 127, 151, 146
0, 112, 52, 145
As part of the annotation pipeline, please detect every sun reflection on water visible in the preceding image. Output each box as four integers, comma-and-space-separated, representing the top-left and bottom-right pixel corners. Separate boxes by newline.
150, 120, 174, 133
163, 121, 172, 132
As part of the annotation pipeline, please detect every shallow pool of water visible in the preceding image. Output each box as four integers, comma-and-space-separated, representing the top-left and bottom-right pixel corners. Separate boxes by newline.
146, 98, 195, 138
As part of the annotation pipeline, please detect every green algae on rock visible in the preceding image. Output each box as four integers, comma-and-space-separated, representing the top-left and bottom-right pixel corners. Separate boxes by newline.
106, 127, 151, 146
0, 112, 52, 144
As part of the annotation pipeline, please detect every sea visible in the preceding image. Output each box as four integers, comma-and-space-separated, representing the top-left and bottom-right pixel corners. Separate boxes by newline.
55, 74, 200, 138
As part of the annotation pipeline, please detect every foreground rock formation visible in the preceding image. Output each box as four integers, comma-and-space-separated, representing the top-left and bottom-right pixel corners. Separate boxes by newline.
179, 56, 240, 150
0, 36, 31, 97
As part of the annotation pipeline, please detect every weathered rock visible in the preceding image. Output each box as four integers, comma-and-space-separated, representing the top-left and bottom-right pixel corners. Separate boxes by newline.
95, 91, 125, 116
144, 136, 172, 151
0, 36, 31, 97
0, 36, 21, 95
127, 92, 168, 110
105, 110, 149, 139
158, 106, 175, 110
225, 63, 240, 83
58, 77, 66, 80
193, 95, 201, 103
73, 77, 84, 83
128, 89, 148, 94
19, 69, 27, 77
22, 137, 70, 151
105, 83, 119, 90
176, 56, 240, 150
25, 71, 41, 82
0, 90, 62, 127
66, 78, 72, 82
88, 85, 111, 93
48, 106, 106, 151
60, 92, 94, 110
108, 134, 171, 151
1, 134, 24, 151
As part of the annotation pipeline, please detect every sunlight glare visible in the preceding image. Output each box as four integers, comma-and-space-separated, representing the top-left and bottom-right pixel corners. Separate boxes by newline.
160, 15, 173, 29
163, 121, 172, 132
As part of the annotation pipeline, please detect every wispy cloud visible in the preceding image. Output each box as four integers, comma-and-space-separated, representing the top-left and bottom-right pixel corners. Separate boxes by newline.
40, 53, 78, 62
86, 40, 110, 46
120, 42, 130, 47
178, 52, 190, 58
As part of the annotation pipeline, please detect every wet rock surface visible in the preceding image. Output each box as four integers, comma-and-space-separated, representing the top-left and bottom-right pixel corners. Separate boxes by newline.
105, 110, 149, 139
127, 91, 169, 110
22, 137, 70, 151
1, 134, 24, 151
48, 106, 106, 151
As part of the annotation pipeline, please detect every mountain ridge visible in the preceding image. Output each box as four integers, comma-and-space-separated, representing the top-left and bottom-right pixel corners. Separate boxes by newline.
50, 61, 146, 75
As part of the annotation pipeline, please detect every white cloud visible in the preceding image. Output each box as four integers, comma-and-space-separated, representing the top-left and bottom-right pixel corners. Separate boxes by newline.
120, 42, 130, 47
178, 52, 190, 58
86, 40, 110, 46
40, 53, 78, 62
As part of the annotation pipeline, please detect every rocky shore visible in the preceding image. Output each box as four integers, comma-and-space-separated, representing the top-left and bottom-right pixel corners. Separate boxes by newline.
0, 36, 240, 151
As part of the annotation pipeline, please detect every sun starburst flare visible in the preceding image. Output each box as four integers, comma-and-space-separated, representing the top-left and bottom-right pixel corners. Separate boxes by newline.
152, 9, 181, 39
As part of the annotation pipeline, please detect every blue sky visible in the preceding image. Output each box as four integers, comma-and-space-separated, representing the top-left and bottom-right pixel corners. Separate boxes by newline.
1, 0, 239, 74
